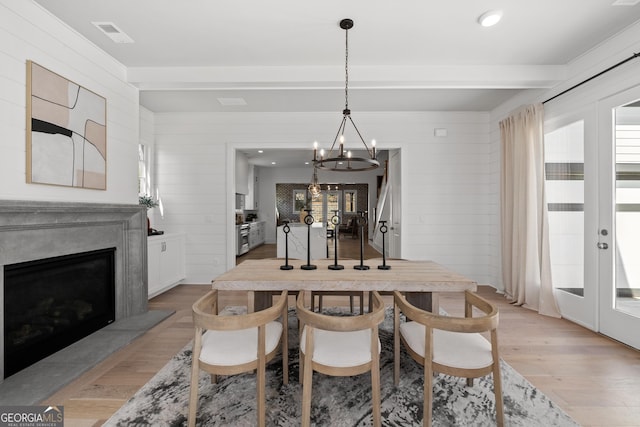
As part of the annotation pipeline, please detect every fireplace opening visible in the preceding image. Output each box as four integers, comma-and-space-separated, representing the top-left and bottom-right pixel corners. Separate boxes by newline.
3, 248, 116, 378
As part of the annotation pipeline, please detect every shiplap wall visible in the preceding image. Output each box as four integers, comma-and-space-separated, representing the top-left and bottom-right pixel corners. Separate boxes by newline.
153, 111, 497, 285
0, 1, 139, 204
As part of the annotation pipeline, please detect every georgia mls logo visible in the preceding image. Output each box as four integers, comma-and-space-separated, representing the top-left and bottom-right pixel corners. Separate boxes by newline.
0, 405, 63, 427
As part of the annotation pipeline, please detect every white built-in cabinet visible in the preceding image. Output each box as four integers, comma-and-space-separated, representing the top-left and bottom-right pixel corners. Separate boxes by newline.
147, 233, 186, 298
248, 221, 265, 249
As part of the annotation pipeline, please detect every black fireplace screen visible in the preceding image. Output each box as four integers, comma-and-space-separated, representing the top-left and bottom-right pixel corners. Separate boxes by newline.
3, 247, 116, 378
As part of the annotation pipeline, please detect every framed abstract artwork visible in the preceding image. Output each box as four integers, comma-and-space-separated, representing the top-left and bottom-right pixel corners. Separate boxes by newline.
26, 60, 107, 190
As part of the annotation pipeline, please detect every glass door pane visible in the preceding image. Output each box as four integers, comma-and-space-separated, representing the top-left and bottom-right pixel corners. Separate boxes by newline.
309, 193, 325, 226
326, 191, 339, 232
613, 104, 640, 319
545, 121, 585, 297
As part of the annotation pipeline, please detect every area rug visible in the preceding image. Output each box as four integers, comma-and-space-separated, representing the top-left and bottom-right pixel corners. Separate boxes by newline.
104, 308, 579, 426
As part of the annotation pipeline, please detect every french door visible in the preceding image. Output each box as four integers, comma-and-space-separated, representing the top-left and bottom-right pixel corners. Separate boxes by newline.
545, 87, 640, 349
545, 114, 599, 330
597, 87, 640, 349
309, 190, 340, 229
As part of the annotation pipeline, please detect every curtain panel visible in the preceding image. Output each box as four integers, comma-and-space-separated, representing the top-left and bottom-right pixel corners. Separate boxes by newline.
499, 103, 560, 318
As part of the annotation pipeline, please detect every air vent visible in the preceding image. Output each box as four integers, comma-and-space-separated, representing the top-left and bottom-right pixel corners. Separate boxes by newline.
92, 22, 134, 43
612, 0, 640, 5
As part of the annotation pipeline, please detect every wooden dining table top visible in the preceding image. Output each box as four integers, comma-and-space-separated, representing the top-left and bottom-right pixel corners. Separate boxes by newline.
212, 258, 477, 293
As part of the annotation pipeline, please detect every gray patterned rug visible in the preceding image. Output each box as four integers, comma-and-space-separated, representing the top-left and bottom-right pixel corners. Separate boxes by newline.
104, 308, 579, 426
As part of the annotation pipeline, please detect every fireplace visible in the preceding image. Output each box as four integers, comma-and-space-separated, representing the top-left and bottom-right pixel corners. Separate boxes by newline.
4, 248, 116, 378
0, 200, 148, 381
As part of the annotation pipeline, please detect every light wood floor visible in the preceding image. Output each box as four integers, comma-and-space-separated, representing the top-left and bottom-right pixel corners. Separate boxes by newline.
42, 242, 640, 426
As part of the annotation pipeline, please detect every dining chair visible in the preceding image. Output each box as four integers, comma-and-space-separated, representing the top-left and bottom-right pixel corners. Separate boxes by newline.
296, 290, 385, 427
188, 289, 289, 427
393, 290, 504, 427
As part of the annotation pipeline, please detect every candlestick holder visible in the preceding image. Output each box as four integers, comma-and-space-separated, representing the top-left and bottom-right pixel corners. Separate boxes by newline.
354, 211, 370, 270
378, 220, 391, 270
280, 220, 293, 270
301, 209, 317, 270
328, 210, 344, 270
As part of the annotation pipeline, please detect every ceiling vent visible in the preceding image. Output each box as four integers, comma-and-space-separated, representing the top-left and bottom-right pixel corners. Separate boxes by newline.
612, 0, 640, 5
92, 22, 134, 43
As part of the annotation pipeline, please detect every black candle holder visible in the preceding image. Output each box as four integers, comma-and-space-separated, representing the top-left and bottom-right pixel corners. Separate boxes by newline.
301, 209, 317, 270
378, 220, 391, 270
280, 220, 293, 270
328, 210, 344, 270
354, 211, 370, 270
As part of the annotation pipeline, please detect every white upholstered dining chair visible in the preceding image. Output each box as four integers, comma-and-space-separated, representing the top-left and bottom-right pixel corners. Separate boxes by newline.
187, 289, 289, 427
296, 290, 386, 427
393, 290, 504, 427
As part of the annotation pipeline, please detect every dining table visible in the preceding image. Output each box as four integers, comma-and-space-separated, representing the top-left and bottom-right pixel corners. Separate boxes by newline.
212, 258, 478, 312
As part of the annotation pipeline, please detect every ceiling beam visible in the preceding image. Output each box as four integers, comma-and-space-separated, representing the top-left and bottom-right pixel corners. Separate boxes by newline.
128, 64, 566, 91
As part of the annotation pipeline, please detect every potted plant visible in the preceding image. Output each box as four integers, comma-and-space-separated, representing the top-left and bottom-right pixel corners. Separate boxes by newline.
139, 195, 159, 235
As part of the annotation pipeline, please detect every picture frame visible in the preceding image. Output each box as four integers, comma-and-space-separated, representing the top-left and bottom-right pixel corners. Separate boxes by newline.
26, 60, 107, 190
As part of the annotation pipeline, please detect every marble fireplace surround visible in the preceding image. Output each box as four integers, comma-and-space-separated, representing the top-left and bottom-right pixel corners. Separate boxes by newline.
0, 200, 150, 384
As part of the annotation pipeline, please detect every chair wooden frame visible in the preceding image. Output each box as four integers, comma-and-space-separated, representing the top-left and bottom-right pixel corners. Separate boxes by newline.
296, 290, 385, 427
393, 290, 504, 427
188, 290, 289, 427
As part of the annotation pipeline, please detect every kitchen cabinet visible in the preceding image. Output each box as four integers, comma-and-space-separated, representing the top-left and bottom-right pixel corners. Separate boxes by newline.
248, 221, 265, 249
148, 233, 186, 298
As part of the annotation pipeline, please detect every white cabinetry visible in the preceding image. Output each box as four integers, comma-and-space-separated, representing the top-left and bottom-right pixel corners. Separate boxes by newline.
248, 221, 265, 249
148, 233, 186, 298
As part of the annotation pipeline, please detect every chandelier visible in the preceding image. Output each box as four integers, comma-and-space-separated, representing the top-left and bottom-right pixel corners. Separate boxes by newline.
312, 18, 380, 172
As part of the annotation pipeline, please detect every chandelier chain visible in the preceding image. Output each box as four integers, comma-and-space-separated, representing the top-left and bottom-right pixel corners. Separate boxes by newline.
344, 27, 349, 110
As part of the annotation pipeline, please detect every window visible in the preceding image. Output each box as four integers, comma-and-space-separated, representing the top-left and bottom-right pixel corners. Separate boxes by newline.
344, 190, 357, 213
138, 144, 150, 196
293, 190, 307, 213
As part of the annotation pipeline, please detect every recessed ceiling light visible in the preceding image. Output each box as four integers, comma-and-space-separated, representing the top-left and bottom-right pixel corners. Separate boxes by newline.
92, 22, 134, 43
217, 97, 247, 106
477, 10, 503, 27
304, 161, 310, 165
271, 161, 276, 165
258, 150, 264, 153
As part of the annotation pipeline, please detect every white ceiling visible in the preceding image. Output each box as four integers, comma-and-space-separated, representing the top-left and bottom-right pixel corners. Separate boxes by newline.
31, 0, 640, 166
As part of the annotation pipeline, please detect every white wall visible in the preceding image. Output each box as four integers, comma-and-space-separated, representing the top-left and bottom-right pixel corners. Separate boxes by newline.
0, 1, 140, 205
153, 111, 495, 285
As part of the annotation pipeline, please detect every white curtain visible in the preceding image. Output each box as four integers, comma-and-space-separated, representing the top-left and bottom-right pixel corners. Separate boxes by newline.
499, 103, 560, 318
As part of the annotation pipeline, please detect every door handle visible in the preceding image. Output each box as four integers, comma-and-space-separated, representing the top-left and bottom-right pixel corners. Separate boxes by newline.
597, 242, 608, 250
